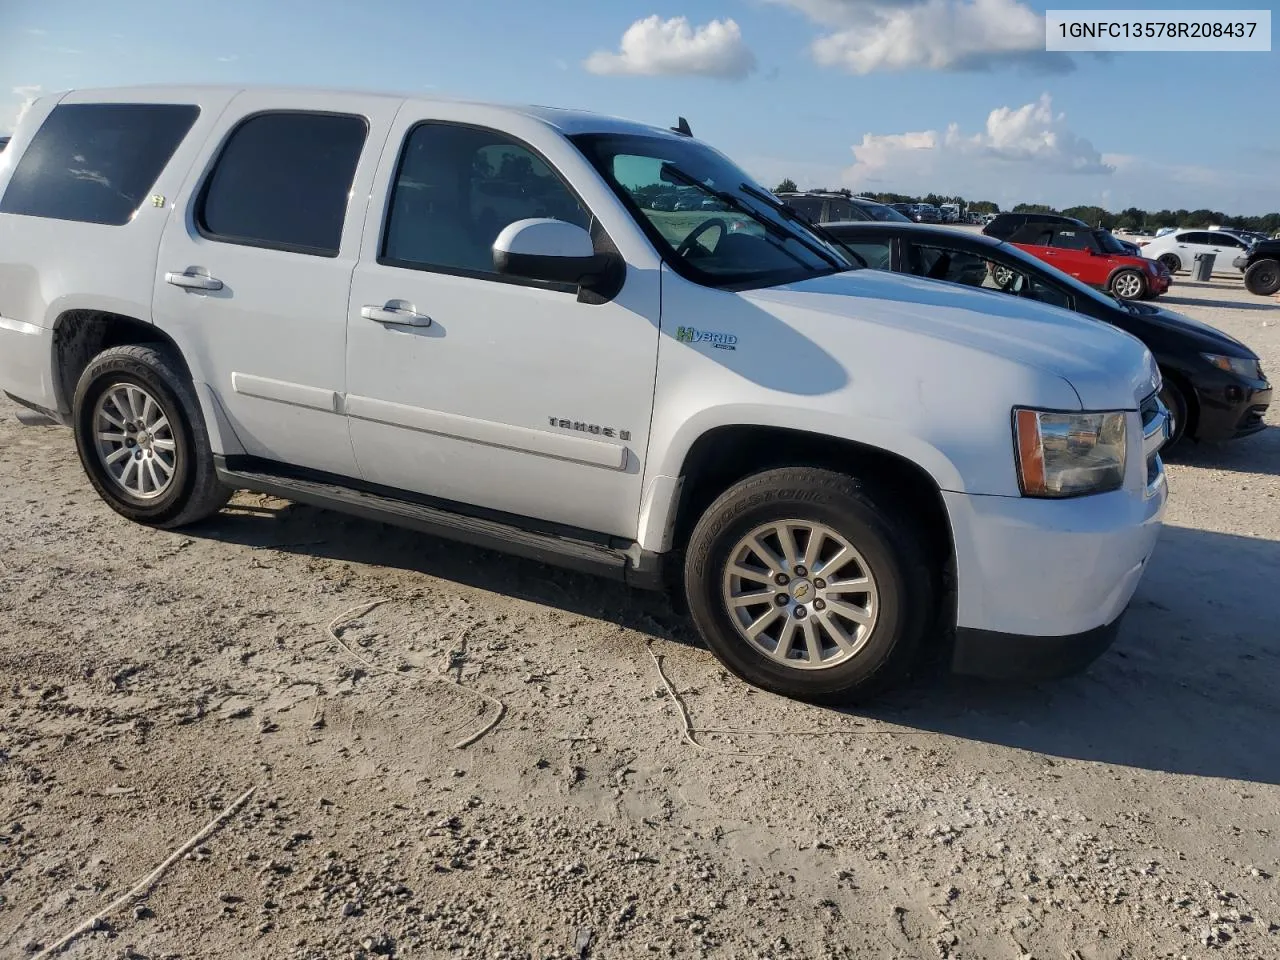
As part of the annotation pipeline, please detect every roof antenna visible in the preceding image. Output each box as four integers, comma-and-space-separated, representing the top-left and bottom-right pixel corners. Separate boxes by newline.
671, 116, 693, 137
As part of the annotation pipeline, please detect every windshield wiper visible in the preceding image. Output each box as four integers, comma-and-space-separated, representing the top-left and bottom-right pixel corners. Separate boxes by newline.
659, 165, 843, 270
737, 182, 862, 267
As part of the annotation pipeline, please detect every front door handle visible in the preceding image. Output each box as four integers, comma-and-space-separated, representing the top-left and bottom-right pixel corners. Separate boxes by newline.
165, 270, 223, 291
361, 301, 432, 328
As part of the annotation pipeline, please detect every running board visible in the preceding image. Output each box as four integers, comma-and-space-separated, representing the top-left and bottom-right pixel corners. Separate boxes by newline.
214, 461, 662, 588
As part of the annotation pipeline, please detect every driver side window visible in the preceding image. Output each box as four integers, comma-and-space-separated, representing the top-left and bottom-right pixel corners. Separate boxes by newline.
381, 123, 589, 277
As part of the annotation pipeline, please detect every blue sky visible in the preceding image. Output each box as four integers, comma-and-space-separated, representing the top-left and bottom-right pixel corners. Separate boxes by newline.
2, 0, 1277, 213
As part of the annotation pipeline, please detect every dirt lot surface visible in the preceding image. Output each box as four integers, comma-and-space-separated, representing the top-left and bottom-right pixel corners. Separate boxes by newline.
2, 278, 1278, 960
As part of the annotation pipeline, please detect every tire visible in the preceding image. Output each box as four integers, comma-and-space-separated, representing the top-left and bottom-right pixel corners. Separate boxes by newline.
1244, 258, 1280, 297
72, 344, 231, 528
1109, 269, 1147, 300
1158, 376, 1189, 449
1157, 253, 1181, 274
683, 467, 936, 704
990, 264, 1016, 290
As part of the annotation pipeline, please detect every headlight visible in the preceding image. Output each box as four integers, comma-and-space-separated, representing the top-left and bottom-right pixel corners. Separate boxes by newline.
1014, 409, 1127, 498
1201, 353, 1261, 379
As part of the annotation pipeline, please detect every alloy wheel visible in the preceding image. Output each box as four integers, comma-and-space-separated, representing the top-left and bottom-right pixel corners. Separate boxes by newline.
721, 520, 879, 671
1113, 272, 1144, 299
93, 383, 178, 500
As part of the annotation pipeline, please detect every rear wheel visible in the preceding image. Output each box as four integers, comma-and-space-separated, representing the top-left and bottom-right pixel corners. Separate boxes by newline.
683, 467, 936, 704
1244, 258, 1280, 296
1157, 253, 1181, 274
1110, 269, 1146, 300
72, 344, 230, 528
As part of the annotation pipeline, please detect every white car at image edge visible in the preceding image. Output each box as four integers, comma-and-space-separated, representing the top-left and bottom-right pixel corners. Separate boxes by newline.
1139, 229, 1256, 275
0, 85, 1170, 703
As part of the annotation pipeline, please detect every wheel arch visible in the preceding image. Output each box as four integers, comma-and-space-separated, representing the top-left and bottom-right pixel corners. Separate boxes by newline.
1105, 264, 1146, 293
646, 422, 956, 570
1158, 364, 1199, 441
51, 308, 244, 457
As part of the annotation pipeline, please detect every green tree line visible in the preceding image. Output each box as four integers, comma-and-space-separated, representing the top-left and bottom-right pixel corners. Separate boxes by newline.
771, 181, 1280, 234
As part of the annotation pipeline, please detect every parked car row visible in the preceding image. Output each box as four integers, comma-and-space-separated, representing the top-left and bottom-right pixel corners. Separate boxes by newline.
0, 86, 1267, 707
825, 221, 1269, 448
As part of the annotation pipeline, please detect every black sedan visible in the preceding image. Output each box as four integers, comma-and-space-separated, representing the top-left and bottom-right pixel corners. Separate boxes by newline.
825, 221, 1272, 446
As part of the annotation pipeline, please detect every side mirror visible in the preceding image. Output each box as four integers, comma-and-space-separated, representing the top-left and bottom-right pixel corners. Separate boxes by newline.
493, 218, 603, 285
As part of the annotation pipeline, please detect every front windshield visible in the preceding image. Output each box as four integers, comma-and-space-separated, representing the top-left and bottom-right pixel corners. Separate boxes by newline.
571, 133, 853, 288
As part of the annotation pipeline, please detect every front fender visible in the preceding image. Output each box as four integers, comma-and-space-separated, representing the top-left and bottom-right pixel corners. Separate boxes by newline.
634, 402, 969, 554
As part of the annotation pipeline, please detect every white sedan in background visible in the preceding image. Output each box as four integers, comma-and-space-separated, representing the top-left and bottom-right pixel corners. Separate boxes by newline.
1140, 229, 1254, 275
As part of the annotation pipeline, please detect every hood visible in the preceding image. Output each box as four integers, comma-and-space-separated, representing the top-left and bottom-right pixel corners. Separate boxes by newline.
1126, 302, 1257, 357
743, 269, 1157, 409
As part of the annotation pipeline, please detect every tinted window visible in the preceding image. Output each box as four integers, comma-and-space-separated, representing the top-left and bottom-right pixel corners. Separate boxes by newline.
825, 199, 853, 222
198, 112, 366, 256
784, 196, 825, 221
1050, 229, 1091, 251
0, 136, 10, 152
1180, 232, 1212, 245
382, 123, 589, 277
1213, 233, 1243, 248
906, 243, 990, 287
0, 103, 198, 225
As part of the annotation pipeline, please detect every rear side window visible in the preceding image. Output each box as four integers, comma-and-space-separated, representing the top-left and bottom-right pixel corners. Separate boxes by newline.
1050, 230, 1090, 251
0, 103, 198, 225
784, 197, 824, 221
197, 112, 367, 257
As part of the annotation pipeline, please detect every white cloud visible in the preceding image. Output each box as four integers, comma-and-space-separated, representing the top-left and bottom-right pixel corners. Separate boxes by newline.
5, 85, 42, 134
216, 54, 239, 63
844, 94, 1110, 190
747, 92, 1280, 212
770, 0, 1073, 74
584, 16, 757, 79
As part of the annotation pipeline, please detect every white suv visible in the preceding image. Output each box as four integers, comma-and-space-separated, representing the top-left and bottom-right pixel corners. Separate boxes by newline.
0, 86, 1170, 702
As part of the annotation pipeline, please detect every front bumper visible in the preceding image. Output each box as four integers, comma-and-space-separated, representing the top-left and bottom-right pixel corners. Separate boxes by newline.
953, 614, 1125, 680
1191, 374, 1272, 441
943, 477, 1166, 677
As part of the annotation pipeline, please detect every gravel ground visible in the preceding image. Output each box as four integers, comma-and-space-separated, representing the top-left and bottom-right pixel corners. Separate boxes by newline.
1, 278, 1278, 960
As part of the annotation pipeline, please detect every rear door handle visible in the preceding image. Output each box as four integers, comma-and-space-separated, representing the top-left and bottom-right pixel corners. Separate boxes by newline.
361, 302, 432, 328
165, 270, 223, 291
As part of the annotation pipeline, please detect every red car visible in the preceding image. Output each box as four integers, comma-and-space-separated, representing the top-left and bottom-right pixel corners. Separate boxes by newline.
1004, 222, 1171, 300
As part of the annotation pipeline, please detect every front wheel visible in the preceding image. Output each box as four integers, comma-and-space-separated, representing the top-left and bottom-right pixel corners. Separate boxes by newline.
72, 344, 230, 528
1110, 269, 1147, 300
1244, 258, 1280, 297
1158, 376, 1189, 449
683, 468, 936, 704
